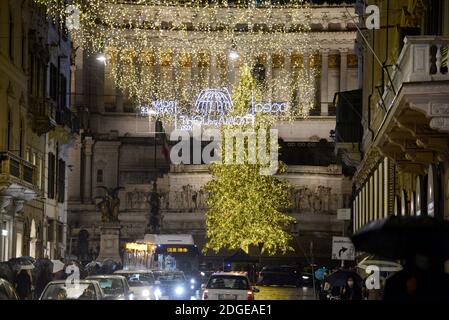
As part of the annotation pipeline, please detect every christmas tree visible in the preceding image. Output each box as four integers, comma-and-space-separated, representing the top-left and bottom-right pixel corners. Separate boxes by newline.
204, 66, 295, 255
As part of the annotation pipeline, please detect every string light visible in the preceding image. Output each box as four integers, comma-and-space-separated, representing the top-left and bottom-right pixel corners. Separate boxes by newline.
32, 0, 319, 120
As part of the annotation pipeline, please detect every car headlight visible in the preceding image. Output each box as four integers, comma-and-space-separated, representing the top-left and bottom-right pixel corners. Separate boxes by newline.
175, 286, 185, 296
302, 275, 310, 280
154, 288, 162, 298
142, 289, 150, 297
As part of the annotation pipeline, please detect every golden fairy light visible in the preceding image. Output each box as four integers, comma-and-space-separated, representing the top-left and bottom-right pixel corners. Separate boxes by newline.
32, 0, 319, 120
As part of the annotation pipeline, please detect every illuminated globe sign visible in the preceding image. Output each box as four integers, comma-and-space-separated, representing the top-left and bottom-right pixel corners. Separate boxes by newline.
137, 88, 290, 130
195, 88, 233, 116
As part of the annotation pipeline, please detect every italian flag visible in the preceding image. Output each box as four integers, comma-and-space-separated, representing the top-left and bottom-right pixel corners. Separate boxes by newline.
156, 120, 169, 161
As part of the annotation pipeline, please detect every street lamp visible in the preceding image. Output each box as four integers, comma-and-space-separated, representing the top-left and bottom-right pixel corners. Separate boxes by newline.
96, 54, 107, 64
229, 50, 239, 60
229, 40, 239, 60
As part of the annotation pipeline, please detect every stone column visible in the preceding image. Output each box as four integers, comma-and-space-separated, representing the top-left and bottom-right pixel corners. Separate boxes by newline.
191, 53, 199, 92
83, 137, 94, 204
284, 49, 292, 101
116, 88, 124, 112
94, 55, 105, 113
70, 64, 77, 110
171, 50, 179, 98
209, 50, 217, 87
0, 196, 11, 261
266, 52, 273, 99
11, 199, 25, 259
155, 50, 161, 98
320, 49, 329, 116
227, 51, 235, 90
340, 49, 348, 92
299, 54, 311, 105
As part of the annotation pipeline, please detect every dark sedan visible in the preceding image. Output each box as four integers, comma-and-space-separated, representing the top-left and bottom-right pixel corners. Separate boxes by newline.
257, 266, 302, 287
153, 271, 191, 300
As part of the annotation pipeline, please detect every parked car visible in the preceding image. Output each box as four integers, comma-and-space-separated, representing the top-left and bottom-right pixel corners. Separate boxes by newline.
39, 280, 105, 300
202, 272, 259, 300
299, 272, 314, 287
86, 275, 132, 300
0, 278, 19, 300
257, 266, 302, 287
152, 270, 191, 300
113, 270, 156, 300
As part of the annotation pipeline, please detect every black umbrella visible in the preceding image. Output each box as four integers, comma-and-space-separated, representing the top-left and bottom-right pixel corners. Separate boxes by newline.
9, 257, 35, 271
101, 259, 119, 275
351, 215, 449, 260
0, 262, 15, 283
326, 269, 363, 287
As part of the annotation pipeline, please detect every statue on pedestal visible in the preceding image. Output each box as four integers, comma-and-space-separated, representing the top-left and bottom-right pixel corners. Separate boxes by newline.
96, 186, 123, 223
96, 186, 124, 264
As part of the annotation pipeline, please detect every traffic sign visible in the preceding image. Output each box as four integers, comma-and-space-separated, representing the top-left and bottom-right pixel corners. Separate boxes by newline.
332, 237, 355, 261
337, 208, 351, 220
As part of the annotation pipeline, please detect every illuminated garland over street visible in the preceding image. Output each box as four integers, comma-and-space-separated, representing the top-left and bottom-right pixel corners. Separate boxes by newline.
32, 0, 319, 119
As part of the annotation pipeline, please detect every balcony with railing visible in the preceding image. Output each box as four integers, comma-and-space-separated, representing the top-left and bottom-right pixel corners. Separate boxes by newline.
0, 152, 38, 196
378, 36, 449, 117
358, 36, 449, 178
29, 96, 57, 135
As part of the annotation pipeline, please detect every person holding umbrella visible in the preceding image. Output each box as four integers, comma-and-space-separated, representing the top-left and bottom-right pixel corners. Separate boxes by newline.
341, 276, 363, 300
324, 269, 363, 300
15, 268, 32, 300
351, 215, 449, 300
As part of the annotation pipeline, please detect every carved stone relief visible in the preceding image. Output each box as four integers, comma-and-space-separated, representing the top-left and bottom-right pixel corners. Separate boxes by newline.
288, 186, 340, 214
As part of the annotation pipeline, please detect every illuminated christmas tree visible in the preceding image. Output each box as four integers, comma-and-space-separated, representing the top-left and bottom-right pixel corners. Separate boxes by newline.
204, 66, 295, 256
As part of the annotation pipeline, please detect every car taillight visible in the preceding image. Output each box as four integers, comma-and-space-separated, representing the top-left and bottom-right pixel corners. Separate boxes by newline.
247, 291, 254, 300
203, 289, 208, 300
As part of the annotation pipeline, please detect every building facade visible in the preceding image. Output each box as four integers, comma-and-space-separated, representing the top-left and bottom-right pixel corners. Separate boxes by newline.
335, 0, 449, 236
0, 0, 77, 261
67, 2, 359, 266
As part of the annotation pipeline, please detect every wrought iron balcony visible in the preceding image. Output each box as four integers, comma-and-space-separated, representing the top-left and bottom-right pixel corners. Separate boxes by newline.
0, 151, 38, 191
29, 96, 57, 135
